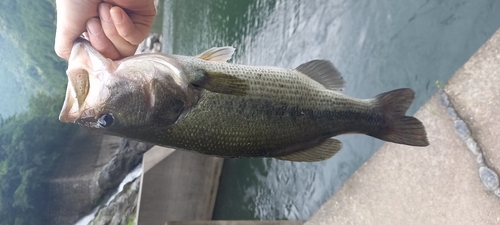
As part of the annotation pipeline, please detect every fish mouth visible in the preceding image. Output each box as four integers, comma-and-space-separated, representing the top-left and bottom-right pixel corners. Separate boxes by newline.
59, 38, 112, 123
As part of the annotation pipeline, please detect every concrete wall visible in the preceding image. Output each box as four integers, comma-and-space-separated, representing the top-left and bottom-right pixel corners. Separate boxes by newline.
137, 148, 223, 224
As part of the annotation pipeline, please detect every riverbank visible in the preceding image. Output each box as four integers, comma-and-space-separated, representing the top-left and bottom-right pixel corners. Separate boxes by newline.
306, 28, 500, 225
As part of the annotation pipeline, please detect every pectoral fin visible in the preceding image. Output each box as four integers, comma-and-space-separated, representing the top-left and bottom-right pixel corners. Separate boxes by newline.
275, 138, 343, 162
190, 70, 249, 95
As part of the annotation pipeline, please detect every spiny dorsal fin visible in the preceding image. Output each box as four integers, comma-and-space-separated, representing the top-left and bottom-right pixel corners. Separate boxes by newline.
196, 46, 235, 62
275, 138, 343, 162
190, 69, 249, 95
295, 60, 346, 91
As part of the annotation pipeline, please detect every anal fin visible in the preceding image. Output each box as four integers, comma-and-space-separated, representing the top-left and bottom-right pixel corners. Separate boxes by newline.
275, 138, 343, 162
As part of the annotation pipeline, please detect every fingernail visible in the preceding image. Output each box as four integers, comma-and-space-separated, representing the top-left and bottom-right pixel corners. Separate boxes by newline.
110, 7, 124, 24
99, 3, 112, 22
87, 19, 102, 35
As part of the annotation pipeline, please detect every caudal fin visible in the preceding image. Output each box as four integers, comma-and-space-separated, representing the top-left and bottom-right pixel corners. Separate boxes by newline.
371, 88, 429, 147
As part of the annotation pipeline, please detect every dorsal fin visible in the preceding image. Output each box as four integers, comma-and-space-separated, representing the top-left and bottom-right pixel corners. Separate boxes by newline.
295, 60, 346, 91
275, 138, 343, 162
196, 46, 235, 62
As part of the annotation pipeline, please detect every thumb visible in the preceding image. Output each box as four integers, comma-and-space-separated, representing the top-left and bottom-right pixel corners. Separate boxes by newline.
54, 0, 98, 60
55, 24, 84, 60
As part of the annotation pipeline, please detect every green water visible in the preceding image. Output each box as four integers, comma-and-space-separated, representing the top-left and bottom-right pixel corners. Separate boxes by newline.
161, 0, 500, 220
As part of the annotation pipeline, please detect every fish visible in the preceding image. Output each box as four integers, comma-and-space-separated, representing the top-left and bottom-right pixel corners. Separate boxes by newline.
59, 38, 429, 162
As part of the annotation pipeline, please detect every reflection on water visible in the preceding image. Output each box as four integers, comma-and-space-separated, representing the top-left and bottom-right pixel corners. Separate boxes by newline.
163, 0, 500, 220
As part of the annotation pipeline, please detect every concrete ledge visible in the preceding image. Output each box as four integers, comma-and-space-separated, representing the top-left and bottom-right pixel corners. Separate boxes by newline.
141, 146, 175, 173
306, 29, 500, 224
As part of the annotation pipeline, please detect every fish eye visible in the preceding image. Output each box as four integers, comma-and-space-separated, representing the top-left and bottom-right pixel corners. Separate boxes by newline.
98, 113, 114, 127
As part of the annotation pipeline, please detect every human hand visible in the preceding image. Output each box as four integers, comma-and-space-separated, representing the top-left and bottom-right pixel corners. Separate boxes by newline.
54, 0, 157, 60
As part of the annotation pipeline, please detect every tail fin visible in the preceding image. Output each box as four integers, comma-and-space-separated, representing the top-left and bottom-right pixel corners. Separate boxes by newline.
371, 88, 429, 147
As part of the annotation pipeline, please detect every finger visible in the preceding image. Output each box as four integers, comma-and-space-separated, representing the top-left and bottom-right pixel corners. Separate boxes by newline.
86, 17, 121, 60
104, 0, 158, 15
55, 26, 82, 60
54, 0, 101, 60
110, 6, 152, 46
99, 3, 136, 58
54, 7, 87, 60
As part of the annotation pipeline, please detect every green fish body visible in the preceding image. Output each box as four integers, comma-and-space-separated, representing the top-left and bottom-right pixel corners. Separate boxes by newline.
59, 39, 429, 162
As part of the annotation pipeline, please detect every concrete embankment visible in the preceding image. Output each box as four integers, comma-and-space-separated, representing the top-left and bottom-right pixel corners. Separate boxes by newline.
306, 29, 500, 225
136, 147, 224, 224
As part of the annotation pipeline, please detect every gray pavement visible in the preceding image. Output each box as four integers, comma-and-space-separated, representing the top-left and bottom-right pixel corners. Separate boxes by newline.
306, 29, 500, 225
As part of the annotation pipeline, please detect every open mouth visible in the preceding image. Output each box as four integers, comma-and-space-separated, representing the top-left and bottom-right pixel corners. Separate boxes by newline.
59, 71, 90, 123
59, 38, 107, 123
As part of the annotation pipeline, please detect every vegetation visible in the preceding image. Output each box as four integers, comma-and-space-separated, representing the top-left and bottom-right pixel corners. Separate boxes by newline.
0, 0, 67, 95
126, 214, 137, 225
0, 93, 77, 225
0, 0, 168, 223
0, 0, 78, 224
0, 0, 67, 117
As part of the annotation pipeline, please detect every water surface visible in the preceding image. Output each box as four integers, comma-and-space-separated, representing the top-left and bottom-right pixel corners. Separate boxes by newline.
162, 0, 500, 220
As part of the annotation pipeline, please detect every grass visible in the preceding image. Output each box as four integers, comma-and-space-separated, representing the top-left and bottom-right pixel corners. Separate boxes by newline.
126, 214, 137, 225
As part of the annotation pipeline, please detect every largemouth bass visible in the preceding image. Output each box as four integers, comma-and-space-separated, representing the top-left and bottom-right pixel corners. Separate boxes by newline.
59, 38, 429, 162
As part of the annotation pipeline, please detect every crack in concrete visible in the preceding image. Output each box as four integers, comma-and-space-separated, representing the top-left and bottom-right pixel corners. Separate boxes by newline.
438, 88, 500, 197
